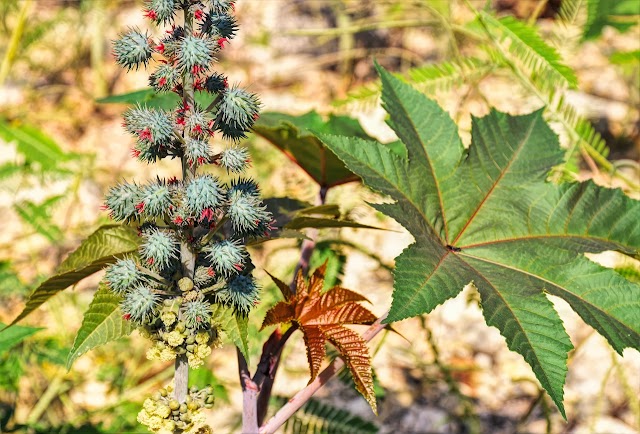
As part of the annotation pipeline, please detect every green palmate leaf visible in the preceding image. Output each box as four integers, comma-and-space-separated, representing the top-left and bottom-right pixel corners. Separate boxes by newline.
211, 303, 249, 362
67, 285, 135, 369
7, 225, 140, 327
0, 322, 42, 354
583, 0, 639, 40
320, 65, 640, 417
481, 13, 578, 90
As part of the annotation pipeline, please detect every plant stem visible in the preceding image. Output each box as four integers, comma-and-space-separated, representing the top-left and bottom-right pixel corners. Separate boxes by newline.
238, 349, 259, 433
174, 2, 196, 409
259, 311, 388, 434
240, 186, 328, 428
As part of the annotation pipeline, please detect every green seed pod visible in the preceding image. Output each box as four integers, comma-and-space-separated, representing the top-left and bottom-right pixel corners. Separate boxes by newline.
179, 403, 188, 414
186, 335, 196, 345
169, 399, 180, 411
113, 28, 152, 71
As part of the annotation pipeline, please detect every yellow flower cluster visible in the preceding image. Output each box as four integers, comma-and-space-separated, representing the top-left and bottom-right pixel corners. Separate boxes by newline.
136, 384, 214, 433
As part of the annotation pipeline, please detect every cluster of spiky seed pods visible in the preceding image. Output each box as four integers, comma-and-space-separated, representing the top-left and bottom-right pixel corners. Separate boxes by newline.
137, 383, 215, 433
105, 0, 270, 431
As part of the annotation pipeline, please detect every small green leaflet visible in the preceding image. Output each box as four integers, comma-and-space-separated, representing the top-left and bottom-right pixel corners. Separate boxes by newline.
6, 225, 140, 327
211, 304, 249, 363
320, 65, 640, 418
0, 323, 42, 354
67, 285, 135, 369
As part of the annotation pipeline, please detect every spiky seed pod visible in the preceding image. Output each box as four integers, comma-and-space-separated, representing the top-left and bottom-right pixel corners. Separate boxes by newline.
177, 35, 216, 73
185, 175, 224, 219
200, 12, 238, 39
204, 239, 247, 277
104, 181, 142, 222
113, 28, 152, 70
228, 178, 260, 197
105, 258, 145, 295
194, 266, 216, 286
218, 146, 249, 173
139, 180, 172, 217
140, 228, 179, 269
183, 299, 213, 329
185, 107, 213, 138
149, 64, 180, 92
184, 138, 212, 167
209, 0, 235, 14
218, 274, 258, 315
204, 73, 228, 94
123, 107, 174, 145
132, 139, 167, 163
158, 26, 184, 58
144, 0, 176, 24
227, 190, 271, 234
121, 285, 161, 324
216, 87, 261, 141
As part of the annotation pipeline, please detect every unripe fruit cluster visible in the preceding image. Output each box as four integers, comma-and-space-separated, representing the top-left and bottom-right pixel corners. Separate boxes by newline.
106, 0, 267, 429
142, 294, 222, 369
137, 383, 215, 434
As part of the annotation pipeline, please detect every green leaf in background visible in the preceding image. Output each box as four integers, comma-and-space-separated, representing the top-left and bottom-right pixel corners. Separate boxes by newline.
262, 197, 384, 236
0, 322, 42, 354
6, 225, 140, 327
584, 0, 640, 40
320, 65, 640, 417
67, 285, 135, 369
0, 261, 27, 297
0, 119, 78, 172
255, 111, 404, 188
14, 196, 64, 242
97, 88, 215, 110
253, 111, 363, 188
610, 49, 640, 65
211, 304, 249, 363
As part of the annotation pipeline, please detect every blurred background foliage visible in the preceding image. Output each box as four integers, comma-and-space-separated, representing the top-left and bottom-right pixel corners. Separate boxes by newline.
0, 0, 638, 433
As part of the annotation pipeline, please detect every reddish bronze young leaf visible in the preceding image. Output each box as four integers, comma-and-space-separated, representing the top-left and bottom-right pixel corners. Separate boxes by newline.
262, 262, 378, 413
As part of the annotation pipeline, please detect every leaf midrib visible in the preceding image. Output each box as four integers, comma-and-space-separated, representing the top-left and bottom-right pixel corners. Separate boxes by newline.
461, 257, 566, 402
385, 81, 449, 242
451, 116, 537, 246
460, 251, 639, 339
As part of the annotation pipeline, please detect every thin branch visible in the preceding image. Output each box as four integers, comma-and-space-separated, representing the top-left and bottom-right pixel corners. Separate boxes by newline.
259, 312, 389, 434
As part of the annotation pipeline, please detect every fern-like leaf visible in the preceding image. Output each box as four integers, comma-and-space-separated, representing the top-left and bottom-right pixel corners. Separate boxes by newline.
275, 396, 379, 434
336, 57, 493, 109
481, 13, 578, 91
558, 0, 587, 25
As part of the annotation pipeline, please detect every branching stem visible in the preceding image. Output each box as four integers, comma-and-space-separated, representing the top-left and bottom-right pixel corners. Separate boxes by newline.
259, 312, 389, 434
